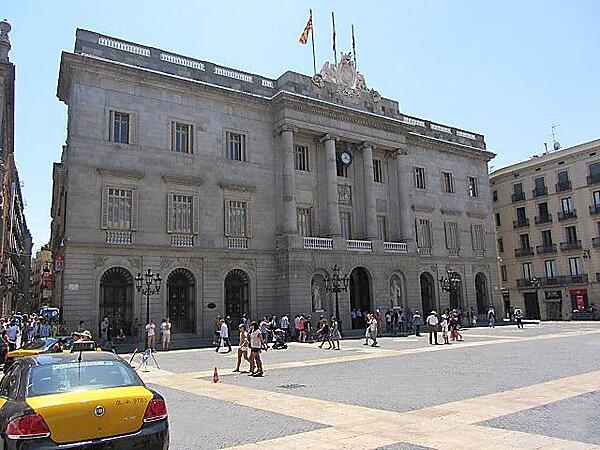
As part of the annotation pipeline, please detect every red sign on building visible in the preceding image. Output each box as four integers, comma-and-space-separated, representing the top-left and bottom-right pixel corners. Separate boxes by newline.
54, 255, 64, 272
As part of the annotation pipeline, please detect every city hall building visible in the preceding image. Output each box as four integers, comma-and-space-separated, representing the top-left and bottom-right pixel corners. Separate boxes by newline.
51, 29, 500, 338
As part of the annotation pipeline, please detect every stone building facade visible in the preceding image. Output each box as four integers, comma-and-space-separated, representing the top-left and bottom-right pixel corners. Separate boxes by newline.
490, 139, 600, 320
52, 29, 499, 337
30, 247, 53, 312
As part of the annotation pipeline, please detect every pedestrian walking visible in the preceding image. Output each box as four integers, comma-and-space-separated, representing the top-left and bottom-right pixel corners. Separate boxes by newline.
363, 313, 379, 347
330, 316, 341, 350
215, 318, 232, 353
413, 311, 422, 336
233, 324, 250, 372
160, 317, 172, 351
248, 321, 268, 377
317, 318, 332, 349
440, 314, 449, 344
487, 307, 496, 328
514, 306, 524, 328
279, 314, 289, 341
426, 310, 439, 345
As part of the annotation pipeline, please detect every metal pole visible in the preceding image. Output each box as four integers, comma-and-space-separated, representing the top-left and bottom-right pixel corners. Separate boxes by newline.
335, 291, 341, 334
146, 290, 150, 326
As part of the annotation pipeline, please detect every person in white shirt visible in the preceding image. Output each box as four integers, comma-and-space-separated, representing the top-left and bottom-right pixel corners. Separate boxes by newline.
426, 310, 439, 345
440, 314, 449, 344
248, 321, 268, 376
160, 317, 172, 351
279, 314, 289, 341
145, 320, 156, 350
363, 313, 379, 347
215, 319, 231, 353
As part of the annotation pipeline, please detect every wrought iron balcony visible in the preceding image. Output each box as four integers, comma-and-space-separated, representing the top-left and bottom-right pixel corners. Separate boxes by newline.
555, 180, 572, 192
560, 240, 582, 251
511, 192, 526, 203
532, 186, 548, 198
517, 274, 588, 288
590, 205, 600, 215
536, 244, 557, 254
514, 247, 534, 257
534, 214, 552, 225
513, 218, 530, 229
587, 174, 600, 185
557, 210, 577, 221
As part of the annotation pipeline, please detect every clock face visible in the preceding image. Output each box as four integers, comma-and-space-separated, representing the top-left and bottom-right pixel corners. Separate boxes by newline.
340, 151, 352, 165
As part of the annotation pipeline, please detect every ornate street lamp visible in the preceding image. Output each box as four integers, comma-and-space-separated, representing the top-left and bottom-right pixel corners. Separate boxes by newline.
439, 268, 461, 309
324, 264, 349, 335
135, 269, 162, 329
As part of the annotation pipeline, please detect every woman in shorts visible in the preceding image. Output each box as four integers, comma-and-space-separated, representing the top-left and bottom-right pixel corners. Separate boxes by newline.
234, 323, 250, 372
329, 317, 341, 350
249, 321, 267, 377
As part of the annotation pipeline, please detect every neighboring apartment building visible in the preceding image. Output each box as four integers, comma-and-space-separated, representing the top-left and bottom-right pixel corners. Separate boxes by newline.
30, 247, 53, 311
490, 139, 600, 320
51, 29, 499, 337
0, 21, 32, 314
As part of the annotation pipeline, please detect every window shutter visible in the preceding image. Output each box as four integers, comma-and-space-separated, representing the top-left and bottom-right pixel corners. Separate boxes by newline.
130, 189, 139, 231
170, 122, 175, 152
224, 200, 230, 236
192, 195, 199, 234
129, 114, 136, 145
108, 111, 114, 142
245, 201, 252, 237
101, 186, 110, 229
189, 125, 194, 154
167, 193, 174, 233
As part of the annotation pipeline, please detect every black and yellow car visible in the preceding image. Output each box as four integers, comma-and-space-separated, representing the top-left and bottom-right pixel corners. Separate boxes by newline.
0, 351, 169, 449
3, 338, 70, 373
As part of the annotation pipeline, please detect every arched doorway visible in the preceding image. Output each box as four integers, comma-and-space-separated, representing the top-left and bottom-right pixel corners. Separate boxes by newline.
420, 272, 435, 314
450, 274, 463, 310
100, 267, 133, 335
350, 267, 371, 329
475, 272, 488, 315
224, 269, 250, 326
167, 268, 196, 333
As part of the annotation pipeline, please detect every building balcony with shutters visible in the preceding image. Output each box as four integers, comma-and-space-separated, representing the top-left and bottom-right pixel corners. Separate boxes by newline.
516, 274, 589, 288
511, 192, 526, 203
587, 174, 600, 186
589, 205, 600, 216
557, 210, 577, 221
555, 180, 572, 192
532, 186, 548, 198
513, 218, 530, 229
560, 240, 582, 251
534, 214, 552, 225
536, 244, 557, 254
514, 247, 534, 257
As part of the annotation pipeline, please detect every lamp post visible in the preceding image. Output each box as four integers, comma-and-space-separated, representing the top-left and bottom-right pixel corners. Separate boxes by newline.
324, 264, 349, 335
439, 268, 461, 310
134, 269, 162, 330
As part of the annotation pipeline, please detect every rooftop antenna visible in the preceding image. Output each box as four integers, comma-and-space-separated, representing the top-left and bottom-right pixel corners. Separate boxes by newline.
551, 123, 561, 151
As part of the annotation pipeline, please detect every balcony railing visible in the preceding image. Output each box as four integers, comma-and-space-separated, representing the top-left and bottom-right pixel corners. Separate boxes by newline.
560, 240, 582, 251
171, 234, 193, 248
536, 244, 557, 254
517, 274, 589, 288
532, 186, 548, 198
227, 237, 248, 250
417, 247, 432, 257
383, 242, 408, 253
592, 237, 600, 248
303, 237, 334, 250
558, 210, 577, 221
347, 240, 373, 252
515, 247, 534, 257
590, 205, 600, 215
587, 174, 600, 185
106, 230, 132, 245
513, 219, 530, 229
511, 192, 526, 203
534, 214, 552, 225
555, 180, 572, 192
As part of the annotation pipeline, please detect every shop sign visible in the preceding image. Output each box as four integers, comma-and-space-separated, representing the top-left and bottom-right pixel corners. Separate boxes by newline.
55, 255, 64, 272
544, 290, 562, 300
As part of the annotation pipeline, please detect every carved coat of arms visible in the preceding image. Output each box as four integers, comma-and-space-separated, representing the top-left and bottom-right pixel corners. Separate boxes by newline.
312, 52, 381, 102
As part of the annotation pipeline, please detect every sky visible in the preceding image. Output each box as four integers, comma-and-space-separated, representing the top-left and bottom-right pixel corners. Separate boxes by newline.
3, 0, 600, 253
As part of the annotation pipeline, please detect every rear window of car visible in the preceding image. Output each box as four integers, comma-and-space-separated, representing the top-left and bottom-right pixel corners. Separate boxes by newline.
26, 360, 143, 397
22, 339, 55, 351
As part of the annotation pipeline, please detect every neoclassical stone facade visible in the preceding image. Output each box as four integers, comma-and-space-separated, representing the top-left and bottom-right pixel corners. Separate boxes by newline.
51, 29, 500, 337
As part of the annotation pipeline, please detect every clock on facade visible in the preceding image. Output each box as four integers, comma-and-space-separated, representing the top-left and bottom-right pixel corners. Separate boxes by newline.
339, 151, 352, 165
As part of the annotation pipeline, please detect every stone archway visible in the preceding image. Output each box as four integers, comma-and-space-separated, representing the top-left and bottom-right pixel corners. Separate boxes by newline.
420, 272, 436, 314
475, 272, 488, 315
100, 267, 133, 335
167, 268, 196, 333
349, 267, 371, 329
224, 269, 250, 326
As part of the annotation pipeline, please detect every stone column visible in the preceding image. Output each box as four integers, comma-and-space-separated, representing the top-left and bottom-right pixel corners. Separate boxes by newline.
280, 126, 298, 234
322, 134, 341, 237
397, 149, 413, 242
362, 142, 378, 239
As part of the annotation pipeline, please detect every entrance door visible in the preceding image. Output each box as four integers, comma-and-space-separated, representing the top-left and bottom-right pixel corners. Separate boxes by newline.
100, 267, 133, 335
350, 267, 371, 329
224, 270, 249, 327
420, 273, 435, 314
475, 273, 488, 314
546, 301, 562, 320
167, 269, 196, 333
524, 292, 540, 319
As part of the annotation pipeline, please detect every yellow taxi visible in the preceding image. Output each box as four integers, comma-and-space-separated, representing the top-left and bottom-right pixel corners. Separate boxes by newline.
0, 350, 169, 449
3, 338, 68, 373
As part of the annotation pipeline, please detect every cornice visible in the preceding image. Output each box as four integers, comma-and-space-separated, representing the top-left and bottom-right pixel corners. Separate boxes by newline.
218, 181, 256, 192
406, 132, 495, 162
162, 175, 203, 186
96, 167, 144, 179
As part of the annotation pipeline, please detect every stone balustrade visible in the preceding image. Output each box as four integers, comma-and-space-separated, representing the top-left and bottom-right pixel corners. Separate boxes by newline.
347, 240, 373, 252
383, 242, 408, 253
106, 230, 132, 245
303, 237, 334, 250
171, 234, 194, 248
227, 237, 248, 250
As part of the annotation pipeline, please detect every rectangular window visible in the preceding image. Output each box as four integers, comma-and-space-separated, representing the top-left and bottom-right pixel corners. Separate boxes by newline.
516, 207, 527, 223
544, 260, 557, 278
519, 233, 530, 249
565, 225, 578, 243
444, 222, 460, 250
492, 190, 498, 201
589, 162, 600, 177
110, 111, 130, 144
443, 172, 454, 193
512, 182, 524, 201
172, 122, 192, 153
297, 208, 312, 236
107, 188, 132, 229
557, 170, 569, 184
497, 238, 504, 253
541, 230, 553, 246
594, 190, 600, 207
501, 265, 507, 282
413, 167, 426, 189
172, 195, 193, 233
228, 200, 248, 237
561, 197, 573, 213
569, 257, 582, 276
294, 145, 309, 171
522, 262, 533, 279
416, 219, 432, 249
538, 202, 549, 217
373, 159, 383, 183
340, 212, 352, 240
377, 215, 387, 241
336, 160, 349, 177
495, 213, 501, 227
226, 131, 246, 161
471, 224, 486, 252
468, 177, 478, 197
533, 177, 546, 196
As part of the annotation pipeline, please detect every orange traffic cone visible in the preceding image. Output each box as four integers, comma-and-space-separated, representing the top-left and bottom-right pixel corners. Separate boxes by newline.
212, 366, 220, 383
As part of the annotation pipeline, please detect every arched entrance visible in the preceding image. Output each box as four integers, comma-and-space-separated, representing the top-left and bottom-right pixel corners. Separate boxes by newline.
350, 267, 371, 329
475, 272, 488, 315
420, 272, 436, 314
450, 274, 463, 310
224, 269, 250, 326
100, 267, 133, 335
167, 268, 196, 333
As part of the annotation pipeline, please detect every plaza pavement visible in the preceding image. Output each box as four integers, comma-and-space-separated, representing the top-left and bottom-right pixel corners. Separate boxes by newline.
131, 322, 600, 449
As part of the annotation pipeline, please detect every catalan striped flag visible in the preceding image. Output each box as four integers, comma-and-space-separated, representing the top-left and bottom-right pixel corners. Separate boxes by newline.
299, 14, 313, 44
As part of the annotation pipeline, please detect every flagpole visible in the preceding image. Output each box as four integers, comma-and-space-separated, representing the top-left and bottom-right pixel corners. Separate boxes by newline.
331, 12, 337, 65
310, 9, 316, 75
352, 24, 357, 70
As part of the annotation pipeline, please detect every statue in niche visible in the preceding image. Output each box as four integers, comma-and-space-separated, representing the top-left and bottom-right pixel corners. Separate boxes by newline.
312, 284, 323, 312
390, 279, 402, 307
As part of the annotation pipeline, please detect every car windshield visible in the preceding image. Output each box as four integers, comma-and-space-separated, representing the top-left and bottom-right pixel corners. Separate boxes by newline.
22, 338, 56, 351
26, 360, 143, 397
